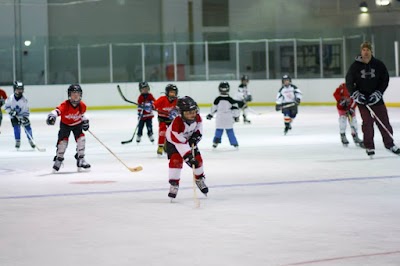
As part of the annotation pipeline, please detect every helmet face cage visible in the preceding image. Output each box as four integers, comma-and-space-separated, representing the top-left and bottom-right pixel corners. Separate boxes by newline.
177, 96, 198, 121
219, 82, 230, 95
282, 74, 291, 84
241, 75, 249, 82
68, 84, 82, 105
138, 81, 149, 93
165, 84, 178, 100
13, 81, 24, 95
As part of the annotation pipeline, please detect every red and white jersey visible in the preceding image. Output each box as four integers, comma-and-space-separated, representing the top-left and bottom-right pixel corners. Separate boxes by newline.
137, 93, 156, 120
52, 100, 87, 126
153, 95, 177, 119
333, 83, 356, 111
166, 114, 203, 157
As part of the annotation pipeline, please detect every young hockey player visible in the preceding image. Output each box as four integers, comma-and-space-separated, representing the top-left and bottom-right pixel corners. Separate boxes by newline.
46, 84, 90, 172
136, 81, 156, 143
333, 83, 364, 147
206, 81, 240, 148
165, 96, 208, 199
4, 81, 36, 149
235, 75, 252, 124
275, 75, 302, 135
0, 87, 7, 134
153, 84, 178, 156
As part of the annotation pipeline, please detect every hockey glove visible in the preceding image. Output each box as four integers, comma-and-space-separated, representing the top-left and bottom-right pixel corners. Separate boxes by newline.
46, 114, 56, 125
168, 108, 179, 120
183, 152, 199, 168
206, 114, 213, 120
275, 104, 282, 111
82, 119, 90, 131
20, 117, 30, 127
339, 98, 351, 107
295, 98, 301, 104
352, 91, 367, 105
245, 95, 253, 102
234, 116, 240, 122
368, 90, 383, 106
9, 109, 17, 117
189, 132, 202, 147
346, 108, 355, 117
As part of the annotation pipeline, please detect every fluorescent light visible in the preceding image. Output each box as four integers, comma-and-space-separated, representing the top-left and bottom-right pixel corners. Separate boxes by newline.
360, 1, 368, 12
376, 0, 391, 6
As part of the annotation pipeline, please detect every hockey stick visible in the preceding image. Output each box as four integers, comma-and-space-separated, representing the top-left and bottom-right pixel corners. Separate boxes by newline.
366, 105, 395, 141
88, 129, 143, 172
18, 117, 46, 152
121, 109, 144, 144
117, 85, 139, 105
191, 144, 200, 208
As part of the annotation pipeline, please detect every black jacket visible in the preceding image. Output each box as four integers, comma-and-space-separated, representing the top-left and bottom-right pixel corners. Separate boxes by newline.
345, 55, 389, 105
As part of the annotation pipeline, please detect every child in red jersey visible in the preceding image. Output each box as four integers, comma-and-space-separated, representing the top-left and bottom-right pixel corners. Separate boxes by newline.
136, 81, 156, 143
0, 87, 7, 133
46, 84, 90, 172
333, 83, 364, 147
153, 84, 178, 156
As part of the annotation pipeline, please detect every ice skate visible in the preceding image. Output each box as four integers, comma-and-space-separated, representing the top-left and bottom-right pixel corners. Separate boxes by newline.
366, 149, 375, 158
233, 144, 239, 150
29, 139, 36, 148
195, 177, 208, 195
243, 116, 251, 124
157, 146, 163, 156
15, 140, 21, 149
352, 134, 364, 148
168, 180, 179, 199
75, 154, 91, 171
340, 133, 349, 146
212, 142, 218, 148
148, 134, 154, 143
388, 145, 400, 156
136, 135, 141, 143
284, 126, 290, 135
52, 156, 64, 172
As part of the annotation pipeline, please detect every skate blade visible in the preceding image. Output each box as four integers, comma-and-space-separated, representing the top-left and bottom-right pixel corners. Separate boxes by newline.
77, 167, 91, 172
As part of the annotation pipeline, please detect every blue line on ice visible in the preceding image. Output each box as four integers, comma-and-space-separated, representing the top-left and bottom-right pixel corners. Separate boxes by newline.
1, 175, 399, 200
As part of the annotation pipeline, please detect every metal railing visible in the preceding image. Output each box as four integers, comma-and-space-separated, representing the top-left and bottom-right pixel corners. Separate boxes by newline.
1, 35, 399, 85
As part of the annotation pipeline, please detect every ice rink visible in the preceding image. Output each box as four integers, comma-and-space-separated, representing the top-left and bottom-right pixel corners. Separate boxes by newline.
1, 106, 399, 266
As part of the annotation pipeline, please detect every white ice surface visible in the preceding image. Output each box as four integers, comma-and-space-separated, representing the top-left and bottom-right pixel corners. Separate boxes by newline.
0, 106, 400, 266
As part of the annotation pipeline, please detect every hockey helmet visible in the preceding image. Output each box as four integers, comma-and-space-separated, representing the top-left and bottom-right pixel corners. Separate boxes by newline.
177, 96, 198, 122
138, 81, 149, 91
68, 84, 82, 105
218, 81, 230, 95
241, 75, 249, 82
282, 74, 291, 84
13, 81, 24, 96
165, 84, 178, 101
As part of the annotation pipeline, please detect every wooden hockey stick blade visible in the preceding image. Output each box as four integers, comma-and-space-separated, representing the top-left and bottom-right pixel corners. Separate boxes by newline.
36, 147, 46, 152
128, 165, 143, 172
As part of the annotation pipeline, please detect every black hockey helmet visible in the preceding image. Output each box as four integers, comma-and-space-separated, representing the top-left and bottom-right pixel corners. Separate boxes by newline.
138, 81, 149, 92
13, 81, 24, 96
165, 84, 178, 101
177, 96, 198, 122
241, 75, 249, 82
218, 81, 230, 95
282, 74, 291, 83
67, 84, 82, 105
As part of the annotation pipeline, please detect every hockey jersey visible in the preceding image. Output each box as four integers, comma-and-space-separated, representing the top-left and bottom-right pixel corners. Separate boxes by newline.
209, 95, 240, 129
276, 84, 302, 105
166, 114, 203, 157
51, 100, 87, 126
4, 94, 30, 118
235, 84, 252, 103
153, 95, 178, 123
333, 83, 356, 111
137, 93, 156, 120
0, 89, 7, 107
